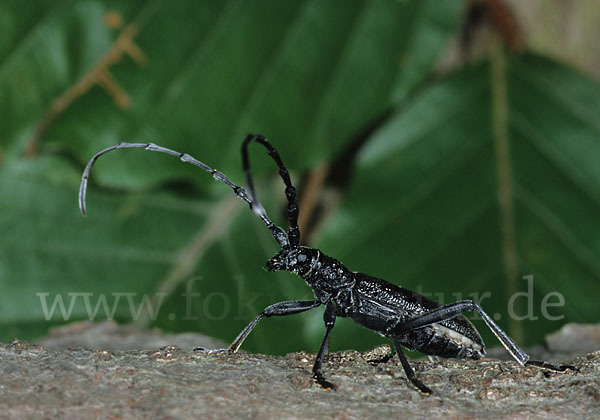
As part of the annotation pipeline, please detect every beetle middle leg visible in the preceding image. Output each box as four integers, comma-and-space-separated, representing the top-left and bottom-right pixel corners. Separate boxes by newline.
392, 339, 432, 394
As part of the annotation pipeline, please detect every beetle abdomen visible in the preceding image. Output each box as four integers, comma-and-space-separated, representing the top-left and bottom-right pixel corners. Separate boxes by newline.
395, 322, 485, 360
352, 273, 485, 359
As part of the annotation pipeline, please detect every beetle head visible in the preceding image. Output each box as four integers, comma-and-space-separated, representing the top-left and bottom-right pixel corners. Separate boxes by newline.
266, 246, 319, 276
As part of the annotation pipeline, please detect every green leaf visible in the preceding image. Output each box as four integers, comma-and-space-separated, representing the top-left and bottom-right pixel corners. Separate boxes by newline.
1, 0, 458, 185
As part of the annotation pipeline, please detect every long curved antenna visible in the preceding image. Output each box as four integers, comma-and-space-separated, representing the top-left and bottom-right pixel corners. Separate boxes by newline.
242, 134, 300, 247
78, 142, 290, 248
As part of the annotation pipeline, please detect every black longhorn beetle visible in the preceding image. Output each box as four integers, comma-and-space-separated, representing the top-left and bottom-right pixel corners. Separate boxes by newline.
79, 134, 574, 394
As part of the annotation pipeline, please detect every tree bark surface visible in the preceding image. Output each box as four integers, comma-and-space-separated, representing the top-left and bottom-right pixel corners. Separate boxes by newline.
1, 322, 598, 420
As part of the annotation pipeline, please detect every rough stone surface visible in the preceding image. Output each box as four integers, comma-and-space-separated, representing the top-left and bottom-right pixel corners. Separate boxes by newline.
546, 323, 600, 354
1, 324, 599, 420
37, 320, 226, 351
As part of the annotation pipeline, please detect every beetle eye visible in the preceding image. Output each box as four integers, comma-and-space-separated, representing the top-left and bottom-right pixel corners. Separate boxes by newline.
298, 254, 307, 262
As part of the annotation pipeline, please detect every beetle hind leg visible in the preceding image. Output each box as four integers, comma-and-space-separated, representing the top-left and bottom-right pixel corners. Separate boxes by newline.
392, 339, 432, 394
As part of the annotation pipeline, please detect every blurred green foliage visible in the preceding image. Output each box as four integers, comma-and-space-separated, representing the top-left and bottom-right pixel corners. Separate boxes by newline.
1, 0, 599, 355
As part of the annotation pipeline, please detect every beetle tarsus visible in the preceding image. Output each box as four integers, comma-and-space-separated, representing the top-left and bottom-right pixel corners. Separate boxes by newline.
410, 378, 433, 395
313, 373, 337, 391
192, 347, 232, 355
526, 360, 578, 372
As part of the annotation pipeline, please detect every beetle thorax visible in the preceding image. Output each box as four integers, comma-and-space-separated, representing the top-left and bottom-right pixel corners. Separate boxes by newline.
267, 246, 355, 300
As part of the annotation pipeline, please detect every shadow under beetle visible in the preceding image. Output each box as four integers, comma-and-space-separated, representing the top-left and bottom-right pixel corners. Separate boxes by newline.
79, 134, 575, 394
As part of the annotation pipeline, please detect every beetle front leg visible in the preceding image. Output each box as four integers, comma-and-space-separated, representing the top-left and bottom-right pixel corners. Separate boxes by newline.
194, 300, 320, 353
312, 301, 337, 390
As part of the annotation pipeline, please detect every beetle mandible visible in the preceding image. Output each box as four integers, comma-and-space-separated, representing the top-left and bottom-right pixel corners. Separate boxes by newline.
79, 134, 575, 393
